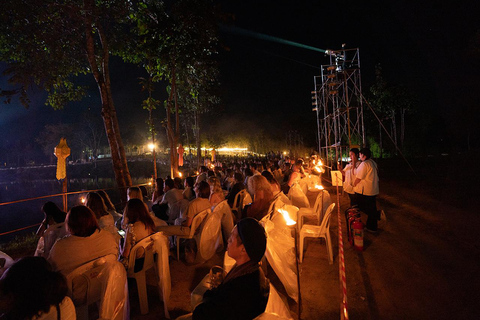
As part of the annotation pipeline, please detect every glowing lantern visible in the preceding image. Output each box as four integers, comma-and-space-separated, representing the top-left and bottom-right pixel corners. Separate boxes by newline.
177, 144, 184, 167
54, 138, 70, 180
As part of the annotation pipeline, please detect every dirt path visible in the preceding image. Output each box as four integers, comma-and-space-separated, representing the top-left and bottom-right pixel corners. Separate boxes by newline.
130, 179, 480, 319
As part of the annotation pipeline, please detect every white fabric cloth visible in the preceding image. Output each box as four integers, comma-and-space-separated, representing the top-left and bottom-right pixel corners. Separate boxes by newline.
49, 229, 119, 275
66, 255, 128, 320
151, 232, 172, 319
354, 159, 379, 195
31, 296, 76, 320
34, 223, 68, 258
343, 162, 359, 194
161, 189, 185, 222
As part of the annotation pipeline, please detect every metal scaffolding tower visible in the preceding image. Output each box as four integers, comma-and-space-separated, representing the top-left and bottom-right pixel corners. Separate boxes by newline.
312, 47, 365, 167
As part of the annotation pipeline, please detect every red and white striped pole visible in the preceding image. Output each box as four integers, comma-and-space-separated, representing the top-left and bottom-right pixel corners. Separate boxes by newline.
335, 172, 349, 319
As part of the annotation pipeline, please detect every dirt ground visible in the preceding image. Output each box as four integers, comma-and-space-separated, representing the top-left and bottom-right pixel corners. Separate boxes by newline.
128, 168, 480, 319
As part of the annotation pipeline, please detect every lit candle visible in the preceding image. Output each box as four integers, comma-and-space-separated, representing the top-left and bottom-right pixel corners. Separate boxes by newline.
278, 208, 296, 226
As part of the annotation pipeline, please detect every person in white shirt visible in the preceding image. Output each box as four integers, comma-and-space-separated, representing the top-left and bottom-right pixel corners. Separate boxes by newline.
160, 178, 184, 223
48, 206, 119, 276
353, 148, 380, 232
341, 148, 361, 207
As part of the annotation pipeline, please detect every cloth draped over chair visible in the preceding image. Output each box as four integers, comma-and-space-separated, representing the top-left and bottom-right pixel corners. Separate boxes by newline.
151, 232, 172, 319
261, 198, 299, 303
66, 254, 129, 320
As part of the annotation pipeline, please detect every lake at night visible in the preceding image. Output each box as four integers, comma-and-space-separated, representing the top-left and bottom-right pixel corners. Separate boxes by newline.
0, 160, 167, 243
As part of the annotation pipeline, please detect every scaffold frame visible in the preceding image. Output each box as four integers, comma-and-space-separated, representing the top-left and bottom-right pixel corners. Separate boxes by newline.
313, 47, 365, 167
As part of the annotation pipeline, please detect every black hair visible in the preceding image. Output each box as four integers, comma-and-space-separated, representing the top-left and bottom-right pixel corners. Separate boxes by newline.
0, 257, 68, 319
42, 201, 66, 223
359, 147, 372, 159
185, 176, 195, 188
164, 178, 175, 189
350, 148, 360, 158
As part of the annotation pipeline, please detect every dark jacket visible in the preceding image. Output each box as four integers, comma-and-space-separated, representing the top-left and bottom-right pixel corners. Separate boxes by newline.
193, 268, 269, 320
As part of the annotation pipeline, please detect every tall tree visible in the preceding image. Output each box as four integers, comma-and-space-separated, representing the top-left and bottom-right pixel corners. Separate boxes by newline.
126, 0, 220, 175
0, 0, 132, 190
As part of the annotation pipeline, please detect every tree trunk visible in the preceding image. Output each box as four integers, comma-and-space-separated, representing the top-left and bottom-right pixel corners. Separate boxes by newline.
83, 0, 131, 192
195, 109, 201, 169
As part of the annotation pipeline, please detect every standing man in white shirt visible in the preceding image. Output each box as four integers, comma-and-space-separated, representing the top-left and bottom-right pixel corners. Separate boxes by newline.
353, 148, 380, 232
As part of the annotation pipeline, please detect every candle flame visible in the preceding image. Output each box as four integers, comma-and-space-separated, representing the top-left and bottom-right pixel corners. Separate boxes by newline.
315, 185, 324, 190
148, 181, 152, 186
178, 172, 183, 177
81, 197, 86, 204
278, 208, 296, 226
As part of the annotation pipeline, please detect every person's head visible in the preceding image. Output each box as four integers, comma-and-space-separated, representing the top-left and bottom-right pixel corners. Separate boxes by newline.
200, 166, 208, 173
97, 190, 116, 211
0, 257, 68, 319
164, 178, 175, 191
41, 201, 66, 224
86, 192, 108, 219
174, 177, 184, 190
359, 148, 371, 161
244, 167, 253, 177
139, 186, 149, 199
261, 170, 280, 191
234, 172, 243, 183
207, 170, 215, 177
155, 178, 164, 192
123, 198, 155, 232
195, 180, 211, 199
349, 148, 360, 161
127, 187, 143, 201
207, 176, 222, 194
66, 206, 99, 237
228, 218, 267, 265
185, 176, 195, 188
226, 168, 234, 178
248, 175, 272, 195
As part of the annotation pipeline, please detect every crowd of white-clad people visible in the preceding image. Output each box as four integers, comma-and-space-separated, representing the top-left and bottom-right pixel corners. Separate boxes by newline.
0, 153, 334, 320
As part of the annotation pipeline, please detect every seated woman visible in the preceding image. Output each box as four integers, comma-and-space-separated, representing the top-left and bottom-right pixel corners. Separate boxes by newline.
34, 201, 68, 259
120, 198, 156, 270
0, 256, 75, 320
157, 181, 211, 236
97, 190, 122, 223
208, 176, 224, 209
244, 175, 274, 221
152, 178, 165, 205
86, 191, 119, 240
183, 176, 196, 201
48, 206, 119, 276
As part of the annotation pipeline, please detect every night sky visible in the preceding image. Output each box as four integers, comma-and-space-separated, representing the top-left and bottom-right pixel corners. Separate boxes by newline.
1, 0, 479, 160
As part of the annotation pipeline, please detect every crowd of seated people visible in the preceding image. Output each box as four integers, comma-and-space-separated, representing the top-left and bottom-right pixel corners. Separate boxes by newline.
2, 153, 319, 319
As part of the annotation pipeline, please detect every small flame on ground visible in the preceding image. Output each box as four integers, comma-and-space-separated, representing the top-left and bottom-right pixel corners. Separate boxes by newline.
278, 208, 296, 226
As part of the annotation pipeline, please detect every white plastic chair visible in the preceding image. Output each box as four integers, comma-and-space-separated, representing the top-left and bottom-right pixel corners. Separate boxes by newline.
231, 189, 251, 219
287, 183, 309, 209
214, 199, 235, 242
297, 190, 331, 231
299, 202, 336, 264
67, 254, 126, 320
197, 209, 223, 261
126, 232, 171, 317
176, 209, 211, 261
